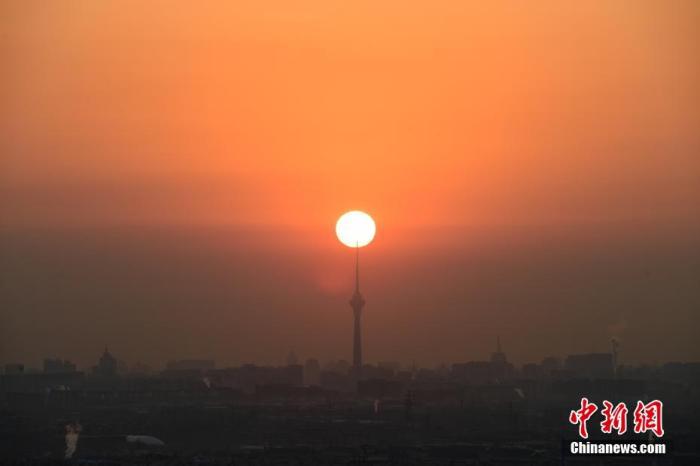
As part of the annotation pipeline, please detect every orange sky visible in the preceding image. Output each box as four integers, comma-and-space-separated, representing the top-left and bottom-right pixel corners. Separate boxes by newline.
1, 1, 699, 368
3, 0, 698, 230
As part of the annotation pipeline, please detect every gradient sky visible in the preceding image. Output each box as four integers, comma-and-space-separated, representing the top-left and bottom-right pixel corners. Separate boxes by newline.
1, 1, 699, 369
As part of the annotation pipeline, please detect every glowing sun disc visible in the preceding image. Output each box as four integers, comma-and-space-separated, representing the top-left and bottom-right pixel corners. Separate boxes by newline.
336, 211, 376, 248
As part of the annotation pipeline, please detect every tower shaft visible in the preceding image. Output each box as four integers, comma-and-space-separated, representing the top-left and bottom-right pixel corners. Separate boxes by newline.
353, 306, 362, 372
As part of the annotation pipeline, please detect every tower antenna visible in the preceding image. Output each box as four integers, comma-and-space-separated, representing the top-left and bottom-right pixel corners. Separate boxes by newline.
355, 241, 360, 292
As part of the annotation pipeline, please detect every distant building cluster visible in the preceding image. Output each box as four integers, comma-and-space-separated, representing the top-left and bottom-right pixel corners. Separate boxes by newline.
43, 358, 77, 374
2, 339, 699, 409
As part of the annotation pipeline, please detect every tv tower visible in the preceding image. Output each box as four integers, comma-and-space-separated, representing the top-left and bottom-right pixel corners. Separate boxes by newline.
334, 210, 376, 383
350, 245, 365, 379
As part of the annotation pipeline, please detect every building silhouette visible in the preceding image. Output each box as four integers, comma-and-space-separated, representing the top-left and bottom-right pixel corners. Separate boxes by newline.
491, 336, 507, 364
4, 363, 24, 375
451, 337, 514, 384
165, 360, 215, 371
95, 347, 118, 377
304, 358, 321, 386
286, 350, 299, 366
43, 358, 77, 374
565, 353, 614, 378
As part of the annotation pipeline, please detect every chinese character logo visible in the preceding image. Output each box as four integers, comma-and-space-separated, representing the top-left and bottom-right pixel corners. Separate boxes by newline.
569, 397, 598, 439
633, 400, 664, 437
569, 398, 664, 438
600, 400, 628, 435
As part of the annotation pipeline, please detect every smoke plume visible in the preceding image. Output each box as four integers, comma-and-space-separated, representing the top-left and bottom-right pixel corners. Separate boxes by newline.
64, 422, 82, 459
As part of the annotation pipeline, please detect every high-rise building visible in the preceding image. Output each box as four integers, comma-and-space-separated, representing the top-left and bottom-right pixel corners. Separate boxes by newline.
491, 336, 507, 364
304, 358, 321, 386
95, 347, 118, 377
452, 338, 514, 384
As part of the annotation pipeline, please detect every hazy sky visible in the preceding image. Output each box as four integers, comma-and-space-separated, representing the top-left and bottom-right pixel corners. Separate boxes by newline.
1, 1, 699, 369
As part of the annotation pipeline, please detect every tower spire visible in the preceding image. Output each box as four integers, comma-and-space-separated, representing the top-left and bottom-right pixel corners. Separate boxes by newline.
355, 242, 360, 293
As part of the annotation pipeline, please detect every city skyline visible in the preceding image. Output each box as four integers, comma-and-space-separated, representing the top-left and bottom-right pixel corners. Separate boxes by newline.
2, 334, 685, 374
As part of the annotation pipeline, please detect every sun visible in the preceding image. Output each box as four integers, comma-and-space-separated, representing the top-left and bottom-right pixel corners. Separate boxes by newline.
336, 211, 376, 248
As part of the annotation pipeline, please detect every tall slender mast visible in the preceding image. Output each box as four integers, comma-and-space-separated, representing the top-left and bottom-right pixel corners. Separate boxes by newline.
355, 242, 360, 292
